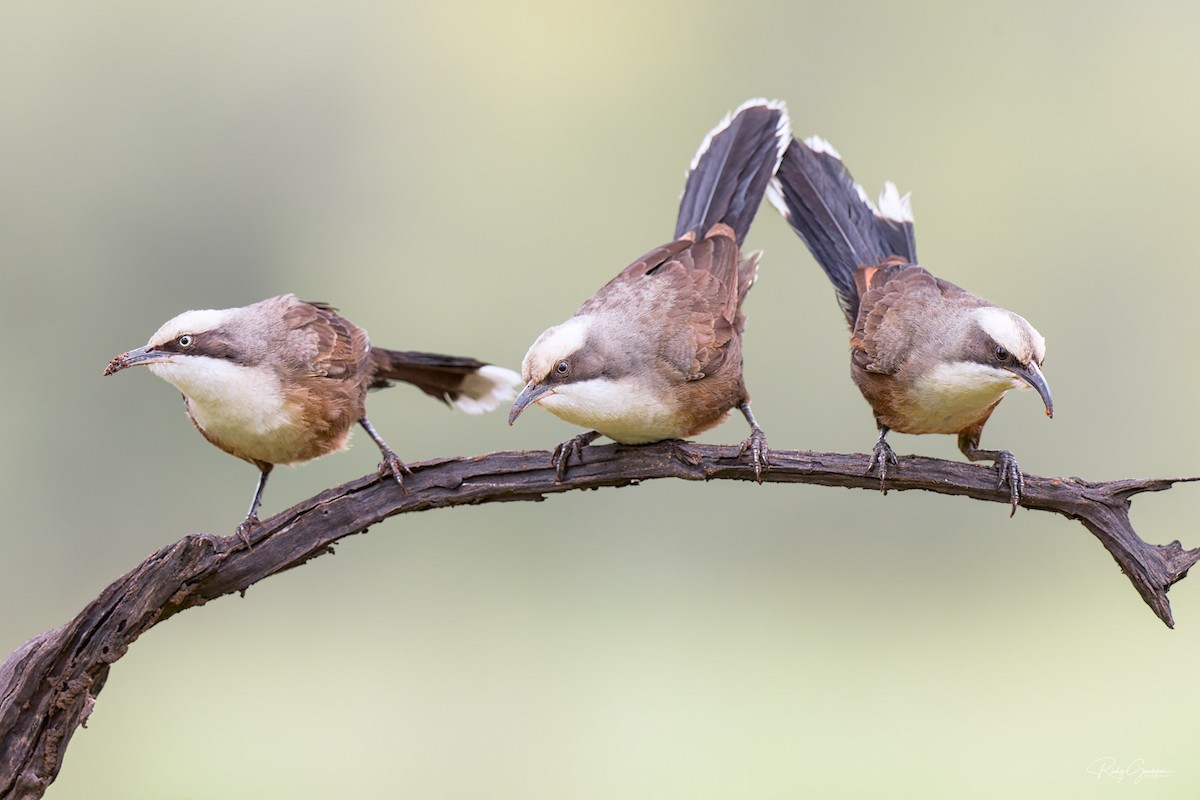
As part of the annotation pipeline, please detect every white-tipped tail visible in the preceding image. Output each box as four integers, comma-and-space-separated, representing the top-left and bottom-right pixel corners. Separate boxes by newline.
802, 134, 882, 215
451, 364, 523, 414
802, 134, 842, 160
877, 181, 914, 223
766, 176, 789, 220
854, 182, 875, 209
690, 97, 791, 173
799, 135, 913, 224
765, 99, 792, 171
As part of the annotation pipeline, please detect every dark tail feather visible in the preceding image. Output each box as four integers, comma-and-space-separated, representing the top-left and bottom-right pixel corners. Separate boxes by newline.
370, 349, 520, 414
768, 136, 917, 324
675, 98, 791, 245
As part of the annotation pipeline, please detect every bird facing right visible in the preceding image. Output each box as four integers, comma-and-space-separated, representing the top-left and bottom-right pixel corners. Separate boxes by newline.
768, 135, 1052, 512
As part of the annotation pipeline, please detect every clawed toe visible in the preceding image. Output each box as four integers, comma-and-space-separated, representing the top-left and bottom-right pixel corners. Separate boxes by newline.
735, 428, 770, 482
994, 451, 1024, 516
551, 431, 601, 480
234, 515, 260, 549
549, 441, 578, 480
865, 439, 898, 492
378, 449, 412, 488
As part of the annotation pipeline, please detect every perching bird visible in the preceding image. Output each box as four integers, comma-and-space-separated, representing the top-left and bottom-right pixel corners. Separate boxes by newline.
508, 98, 790, 479
768, 135, 1052, 512
104, 294, 520, 540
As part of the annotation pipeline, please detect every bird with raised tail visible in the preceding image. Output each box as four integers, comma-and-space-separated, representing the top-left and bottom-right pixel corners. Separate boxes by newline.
768, 135, 1052, 512
104, 294, 521, 541
508, 98, 791, 480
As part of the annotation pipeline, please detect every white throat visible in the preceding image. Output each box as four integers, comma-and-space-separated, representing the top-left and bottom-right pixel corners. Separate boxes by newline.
149, 356, 294, 440
909, 360, 1025, 433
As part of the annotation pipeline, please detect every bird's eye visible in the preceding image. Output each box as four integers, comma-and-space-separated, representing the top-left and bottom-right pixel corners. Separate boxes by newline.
995, 346, 1009, 362
178, 334, 194, 348
555, 360, 569, 375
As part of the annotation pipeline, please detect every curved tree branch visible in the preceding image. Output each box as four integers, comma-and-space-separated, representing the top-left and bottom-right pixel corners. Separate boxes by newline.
2, 443, 1197, 798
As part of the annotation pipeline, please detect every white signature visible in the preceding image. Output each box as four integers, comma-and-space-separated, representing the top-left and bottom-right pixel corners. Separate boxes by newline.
1086, 757, 1173, 783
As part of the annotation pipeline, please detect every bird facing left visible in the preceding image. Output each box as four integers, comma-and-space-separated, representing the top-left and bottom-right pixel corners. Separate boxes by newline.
104, 293, 521, 543
508, 98, 791, 480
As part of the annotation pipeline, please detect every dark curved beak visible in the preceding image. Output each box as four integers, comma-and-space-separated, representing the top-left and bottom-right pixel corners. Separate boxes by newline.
103, 345, 166, 376
508, 381, 551, 425
1009, 361, 1053, 419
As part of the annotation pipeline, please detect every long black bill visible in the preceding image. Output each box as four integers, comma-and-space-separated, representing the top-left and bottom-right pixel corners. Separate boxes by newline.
508, 382, 551, 425
1011, 362, 1053, 419
103, 345, 168, 376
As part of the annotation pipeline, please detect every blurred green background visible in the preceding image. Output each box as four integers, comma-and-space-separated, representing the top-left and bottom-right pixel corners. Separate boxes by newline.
2, 1, 1198, 797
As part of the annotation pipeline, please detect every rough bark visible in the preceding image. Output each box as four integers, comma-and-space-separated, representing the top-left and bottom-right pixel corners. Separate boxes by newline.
2, 443, 1197, 798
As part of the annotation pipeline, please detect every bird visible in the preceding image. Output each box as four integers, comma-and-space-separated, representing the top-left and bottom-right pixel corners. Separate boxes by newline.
767, 135, 1052, 512
104, 294, 520, 540
507, 98, 790, 480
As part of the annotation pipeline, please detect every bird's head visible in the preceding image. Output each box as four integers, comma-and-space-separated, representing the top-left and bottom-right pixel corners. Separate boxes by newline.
508, 315, 612, 425
969, 306, 1052, 417
103, 307, 248, 398
508, 311, 633, 429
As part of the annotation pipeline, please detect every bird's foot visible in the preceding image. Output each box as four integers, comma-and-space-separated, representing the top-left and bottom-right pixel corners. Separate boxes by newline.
735, 427, 770, 483
377, 447, 413, 488
865, 439, 899, 493
234, 515, 261, 550
550, 431, 601, 480
994, 450, 1024, 516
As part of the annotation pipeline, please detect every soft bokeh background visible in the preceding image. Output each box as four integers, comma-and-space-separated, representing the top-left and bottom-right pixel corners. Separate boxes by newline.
2, 2, 1198, 797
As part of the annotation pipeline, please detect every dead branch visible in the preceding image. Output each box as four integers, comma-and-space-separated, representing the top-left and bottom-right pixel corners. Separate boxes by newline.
2, 443, 1197, 798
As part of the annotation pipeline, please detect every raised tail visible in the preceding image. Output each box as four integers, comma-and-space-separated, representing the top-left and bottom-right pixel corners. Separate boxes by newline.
369, 349, 521, 414
675, 98, 791, 245
767, 135, 917, 325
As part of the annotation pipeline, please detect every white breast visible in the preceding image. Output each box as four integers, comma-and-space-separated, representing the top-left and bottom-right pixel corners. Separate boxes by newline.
907, 361, 1025, 433
148, 356, 315, 464
537, 376, 688, 444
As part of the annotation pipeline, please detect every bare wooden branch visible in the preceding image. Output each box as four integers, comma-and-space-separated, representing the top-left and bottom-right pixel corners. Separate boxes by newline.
2, 443, 1197, 798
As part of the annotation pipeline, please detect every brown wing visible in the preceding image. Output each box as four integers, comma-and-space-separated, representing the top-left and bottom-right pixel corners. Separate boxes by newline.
851, 263, 980, 375
280, 299, 371, 384
672, 226, 743, 380
578, 225, 745, 381
575, 235, 697, 316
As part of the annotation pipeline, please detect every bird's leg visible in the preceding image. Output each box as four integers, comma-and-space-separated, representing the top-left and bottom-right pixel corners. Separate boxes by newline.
551, 430, 602, 480
735, 401, 770, 482
235, 464, 273, 548
865, 426, 898, 493
959, 433, 1024, 516
359, 416, 411, 486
